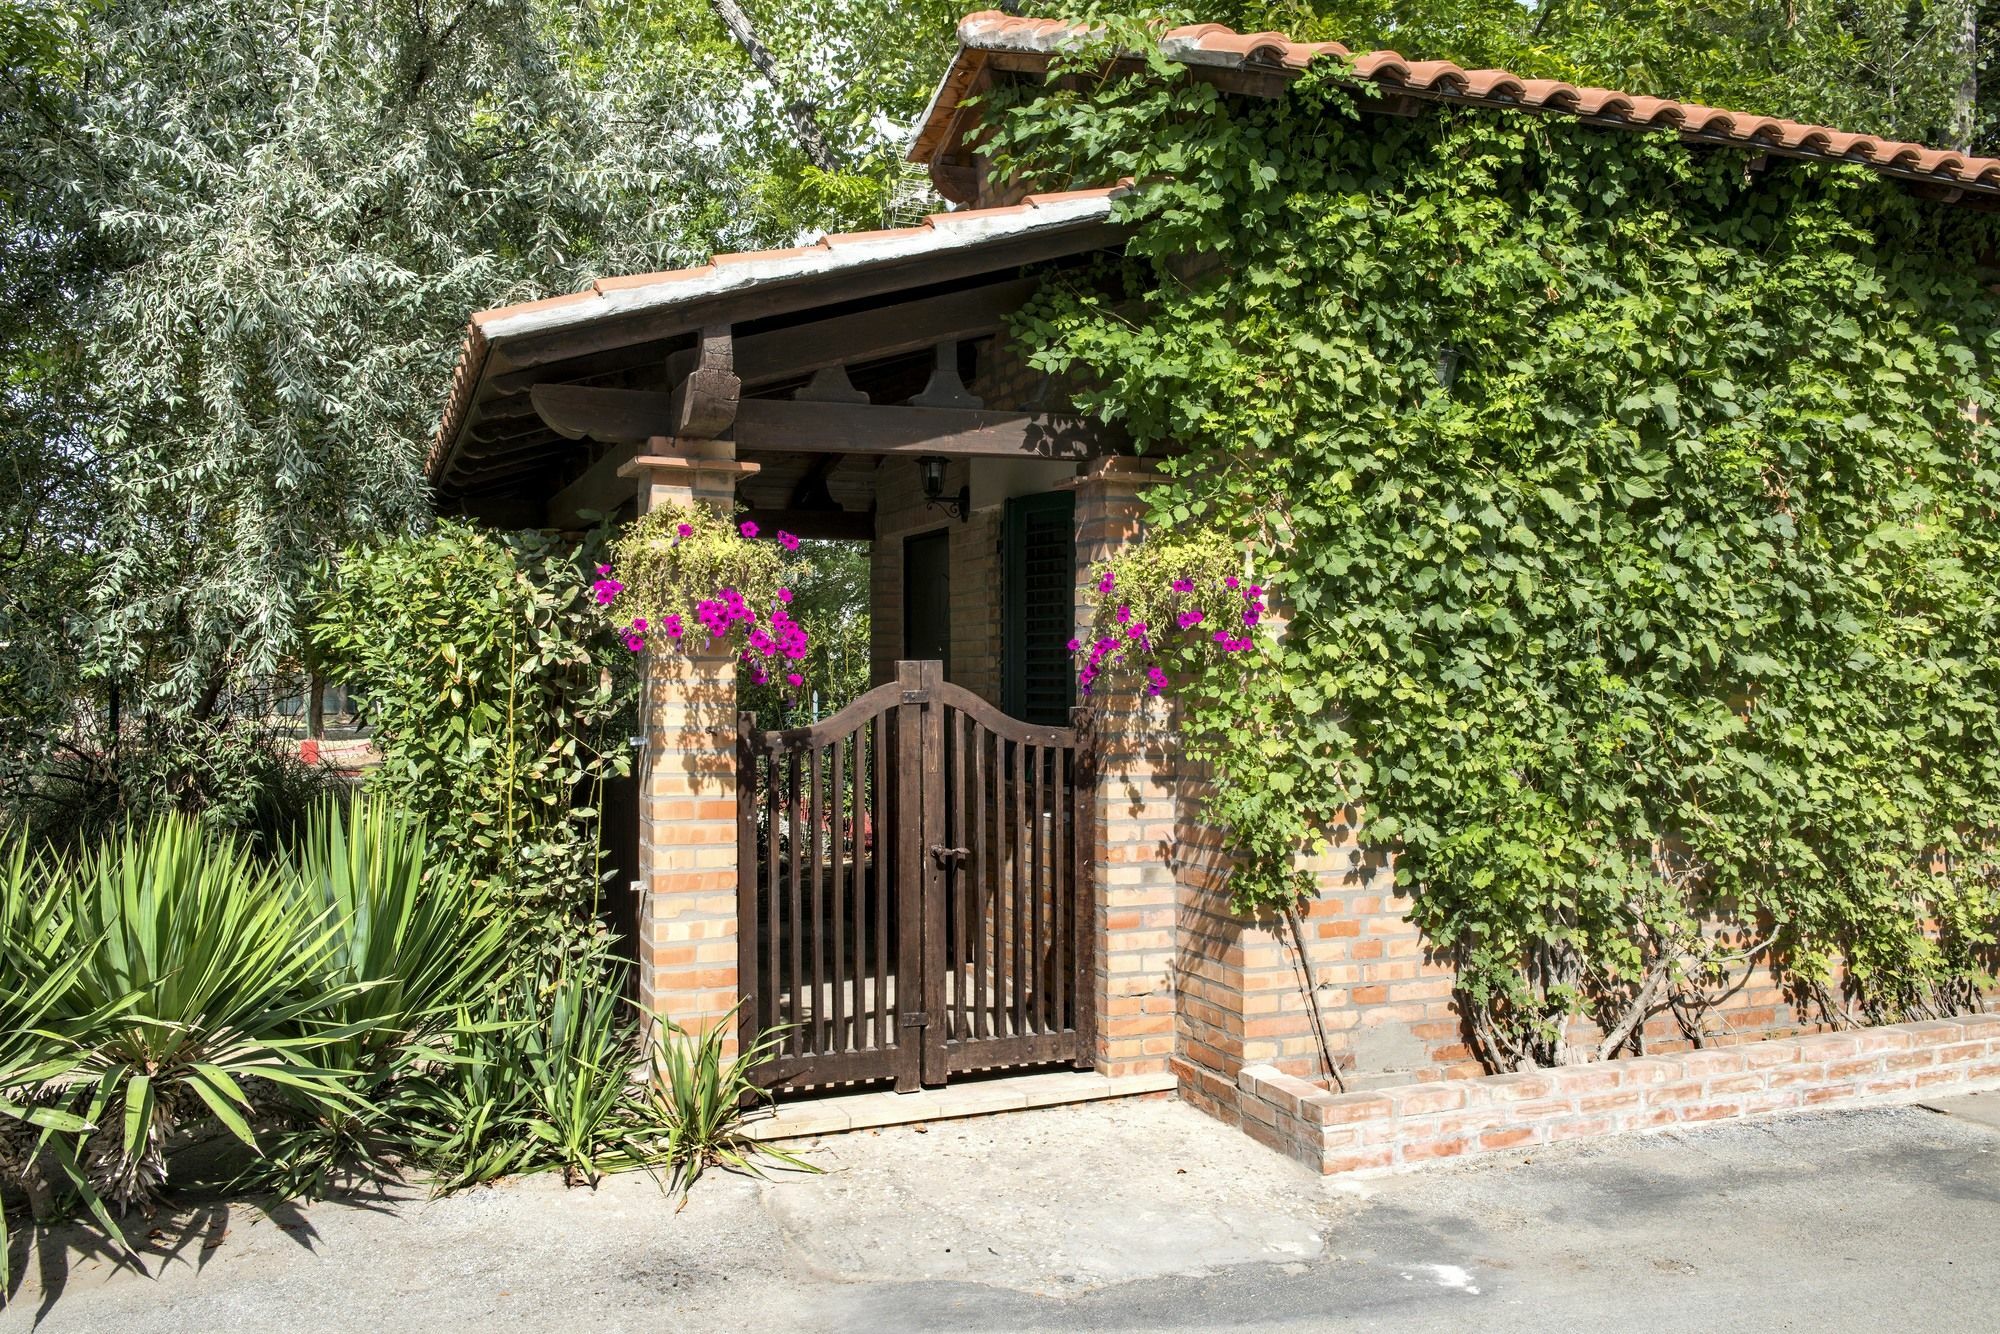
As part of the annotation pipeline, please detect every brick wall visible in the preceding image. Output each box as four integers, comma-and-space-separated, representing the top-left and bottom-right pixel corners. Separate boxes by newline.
1191, 1014, 2000, 1177
630, 449, 757, 1052
1175, 814, 1866, 1098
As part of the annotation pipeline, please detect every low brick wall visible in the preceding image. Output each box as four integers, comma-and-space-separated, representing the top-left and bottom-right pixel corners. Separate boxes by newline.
1186, 1015, 2000, 1176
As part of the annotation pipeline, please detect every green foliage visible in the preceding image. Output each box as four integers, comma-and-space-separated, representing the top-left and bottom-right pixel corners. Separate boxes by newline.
255, 798, 507, 1198
610, 503, 788, 636
406, 962, 809, 1195
309, 523, 634, 955
637, 1007, 815, 1196
991, 42, 2000, 1064
737, 539, 872, 728
52, 816, 364, 1213
1074, 0, 1992, 153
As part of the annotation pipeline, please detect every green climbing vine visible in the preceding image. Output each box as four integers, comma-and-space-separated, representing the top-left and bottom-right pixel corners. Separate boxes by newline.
986, 22, 2000, 1068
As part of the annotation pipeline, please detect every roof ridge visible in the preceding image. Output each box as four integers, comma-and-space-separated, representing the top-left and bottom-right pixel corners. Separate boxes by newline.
927, 10, 2000, 197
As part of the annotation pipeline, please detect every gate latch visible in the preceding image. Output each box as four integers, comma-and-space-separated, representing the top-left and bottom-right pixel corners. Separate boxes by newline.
901, 1011, 929, 1029
930, 844, 970, 868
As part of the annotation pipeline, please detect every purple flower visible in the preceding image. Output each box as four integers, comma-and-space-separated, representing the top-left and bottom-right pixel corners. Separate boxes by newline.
778, 531, 800, 552
785, 672, 804, 688
591, 578, 624, 605
778, 588, 793, 603
677, 522, 693, 537
739, 520, 760, 539
1116, 605, 1132, 625
1177, 610, 1204, 630
1171, 577, 1193, 593
596, 563, 613, 576
1146, 666, 1169, 696
1098, 570, 1115, 593
1067, 637, 1081, 653
632, 618, 648, 632
623, 632, 644, 653
1126, 622, 1147, 641
663, 614, 684, 639
1243, 607, 1261, 626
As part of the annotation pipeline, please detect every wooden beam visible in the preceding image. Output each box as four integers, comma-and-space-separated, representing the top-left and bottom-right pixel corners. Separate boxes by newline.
531, 384, 678, 442
724, 276, 1040, 389
732, 399, 1104, 459
738, 508, 875, 542
528, 386, 1108, 458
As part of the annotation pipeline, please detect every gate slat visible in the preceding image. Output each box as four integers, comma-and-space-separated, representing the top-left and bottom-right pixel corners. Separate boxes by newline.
952, 710, 969, 1042
873, 709, 890, 1054
1052, 743, 1067, 1034
1032, 742, 1047, 1036
1012, 736, 1027, 1040
808, 744, 825, 1054
764, 739, 781, 1052
787, 748, 804, 1058
830, 736, 846, 1053
973, 724, 989, 1041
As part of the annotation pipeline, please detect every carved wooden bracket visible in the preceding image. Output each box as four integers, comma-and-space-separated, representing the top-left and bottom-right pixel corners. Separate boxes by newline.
670, 324, 741, 438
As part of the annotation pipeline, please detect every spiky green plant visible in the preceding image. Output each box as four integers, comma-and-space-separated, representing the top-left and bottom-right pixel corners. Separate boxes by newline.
55, 816, 364, 1212
405, 961, 640, 1192
0, 834, 119, 1281
254, 797, 508, 1197
522, 964, 642, 1187
638, 1008, 813, 1197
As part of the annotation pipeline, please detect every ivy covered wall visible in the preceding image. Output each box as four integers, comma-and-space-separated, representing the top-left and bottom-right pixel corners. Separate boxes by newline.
989, 50, 2000, 1069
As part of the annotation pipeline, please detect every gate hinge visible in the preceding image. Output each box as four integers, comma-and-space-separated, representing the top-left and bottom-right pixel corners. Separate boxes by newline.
900, 1011, 929, 1029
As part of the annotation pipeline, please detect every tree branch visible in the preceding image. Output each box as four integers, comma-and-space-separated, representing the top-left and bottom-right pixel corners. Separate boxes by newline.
706, 0, 841, 173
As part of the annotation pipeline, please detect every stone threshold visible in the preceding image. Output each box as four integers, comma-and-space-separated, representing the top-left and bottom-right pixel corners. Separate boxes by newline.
742, 1069, 1178, 1142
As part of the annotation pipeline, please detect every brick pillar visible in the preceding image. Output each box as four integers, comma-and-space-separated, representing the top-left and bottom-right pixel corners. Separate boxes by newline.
623, 442, 760, 1052
1071, 459, 1177, 1076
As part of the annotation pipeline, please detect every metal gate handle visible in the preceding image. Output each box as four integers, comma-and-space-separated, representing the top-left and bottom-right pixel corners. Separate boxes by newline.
929, 844, 970, 867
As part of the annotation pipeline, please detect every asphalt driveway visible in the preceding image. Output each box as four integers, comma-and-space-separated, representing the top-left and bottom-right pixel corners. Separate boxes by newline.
5, 1095, 1997, 1332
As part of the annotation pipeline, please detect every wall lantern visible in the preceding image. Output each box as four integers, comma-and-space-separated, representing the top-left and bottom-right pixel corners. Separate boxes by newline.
920, 455, 969, 523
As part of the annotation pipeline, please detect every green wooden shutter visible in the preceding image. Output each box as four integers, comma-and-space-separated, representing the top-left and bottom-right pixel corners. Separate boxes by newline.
1003, 491, 1077, 725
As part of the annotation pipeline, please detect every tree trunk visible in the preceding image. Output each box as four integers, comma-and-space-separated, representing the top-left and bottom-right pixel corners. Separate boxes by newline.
707, 0, 842, 173
1955, 0, 1979, 152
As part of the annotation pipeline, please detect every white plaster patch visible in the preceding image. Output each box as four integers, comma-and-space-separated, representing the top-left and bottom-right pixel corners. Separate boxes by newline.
1396, 1263, 1482, 1295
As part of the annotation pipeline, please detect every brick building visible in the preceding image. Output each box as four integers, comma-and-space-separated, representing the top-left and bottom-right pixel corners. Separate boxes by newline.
425, 15, 2000, 1153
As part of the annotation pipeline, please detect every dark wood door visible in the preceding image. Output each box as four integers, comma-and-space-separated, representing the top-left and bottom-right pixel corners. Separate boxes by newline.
903, 529, 951, 671
737, 660, 1093, 1093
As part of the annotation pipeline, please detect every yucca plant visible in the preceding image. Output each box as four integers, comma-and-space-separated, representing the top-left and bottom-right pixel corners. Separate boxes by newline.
0, 834, 119, 1282
520, 962, 643, 1187
405, 961, 639, 1192
257, 798, 507, 1197
637, 1007, 814, 1198
55, 816, 365, 1212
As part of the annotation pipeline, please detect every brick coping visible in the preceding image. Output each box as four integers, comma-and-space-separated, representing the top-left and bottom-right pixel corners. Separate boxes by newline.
1184, 1015, 2000, 1176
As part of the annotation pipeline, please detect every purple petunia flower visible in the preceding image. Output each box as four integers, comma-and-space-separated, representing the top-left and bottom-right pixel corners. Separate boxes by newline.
1177, 610, 1204, 630
778, 531, 800, 552
1171, 577, 1193, 593
785, 672, 803, 688
677, 522, 693, 537
740, 520, 760, 539
1098, 569, 1115, 593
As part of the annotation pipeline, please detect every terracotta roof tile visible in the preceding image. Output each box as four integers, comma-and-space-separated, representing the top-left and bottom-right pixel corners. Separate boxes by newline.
925, 11, 2000, 201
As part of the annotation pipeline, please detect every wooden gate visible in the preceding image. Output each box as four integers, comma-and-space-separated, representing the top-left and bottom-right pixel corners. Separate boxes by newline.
737, 660, 1094, 1092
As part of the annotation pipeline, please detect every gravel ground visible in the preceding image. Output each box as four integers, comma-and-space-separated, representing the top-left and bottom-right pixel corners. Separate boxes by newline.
5, 1097, 1998, 1332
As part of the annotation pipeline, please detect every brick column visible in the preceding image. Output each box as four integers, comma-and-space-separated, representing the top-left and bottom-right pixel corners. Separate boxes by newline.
1071, 459, 1177, 1076
622, 442, 759, 1052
